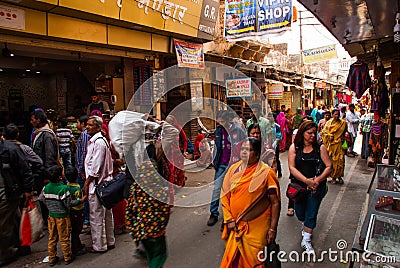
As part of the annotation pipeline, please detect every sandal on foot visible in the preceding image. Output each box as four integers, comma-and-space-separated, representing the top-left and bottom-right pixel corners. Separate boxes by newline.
337, 178, 344, 184
329, 178, 337, 184
287, 208, 295, 216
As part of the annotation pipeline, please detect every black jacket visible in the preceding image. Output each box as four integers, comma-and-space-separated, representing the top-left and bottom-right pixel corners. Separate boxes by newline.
0, 140, 33, 199
32, 130, 58, 171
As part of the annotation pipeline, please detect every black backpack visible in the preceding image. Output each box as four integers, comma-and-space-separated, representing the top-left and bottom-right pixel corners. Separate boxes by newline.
0, 141, 22, 199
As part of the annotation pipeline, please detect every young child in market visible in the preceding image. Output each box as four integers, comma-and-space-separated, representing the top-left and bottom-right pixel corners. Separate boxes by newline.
65, 166, 87, 256
56, 118, 74, 169
42, 166, 86, 266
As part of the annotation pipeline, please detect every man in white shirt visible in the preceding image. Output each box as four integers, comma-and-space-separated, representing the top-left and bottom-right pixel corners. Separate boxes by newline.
83, 116, 115, 253
345, 104, 360, 156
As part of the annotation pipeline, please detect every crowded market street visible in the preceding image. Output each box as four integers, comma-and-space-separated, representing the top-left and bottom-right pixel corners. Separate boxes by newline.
8, 141, 373, 268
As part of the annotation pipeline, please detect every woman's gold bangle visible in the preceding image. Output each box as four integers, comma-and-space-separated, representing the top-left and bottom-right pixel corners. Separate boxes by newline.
269, 228, 277, 233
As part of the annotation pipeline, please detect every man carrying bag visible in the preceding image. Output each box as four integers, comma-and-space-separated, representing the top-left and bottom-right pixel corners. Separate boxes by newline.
0, 124, 34, 266
83, 116, 115, 253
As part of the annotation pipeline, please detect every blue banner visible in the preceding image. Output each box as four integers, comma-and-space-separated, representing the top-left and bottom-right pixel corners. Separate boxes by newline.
224, 0, 257, 38
258, 0, 292, 33
224, 0, 292, 41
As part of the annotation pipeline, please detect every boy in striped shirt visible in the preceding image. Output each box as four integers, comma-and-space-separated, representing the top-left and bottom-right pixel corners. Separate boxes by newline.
56, 118, 74, 169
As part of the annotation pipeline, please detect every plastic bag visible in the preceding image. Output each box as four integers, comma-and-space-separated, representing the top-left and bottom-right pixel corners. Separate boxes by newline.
20, 200, 44, 246
342, 140, 348, 150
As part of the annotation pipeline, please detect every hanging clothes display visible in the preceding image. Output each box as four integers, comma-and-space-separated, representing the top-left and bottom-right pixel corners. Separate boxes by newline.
346, 60, 372, 98
369, 121, 388, 166
370, 79, 389, 117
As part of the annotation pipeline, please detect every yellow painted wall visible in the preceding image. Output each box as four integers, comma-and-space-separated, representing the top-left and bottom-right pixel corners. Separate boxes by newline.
34, 0, 58, 5
18, 8, 46, 35
59, 0, 120, 20
0, 3, 189, 54
152, 34, 169, 53
48, 14, 107, 44
108, 26, 151, 50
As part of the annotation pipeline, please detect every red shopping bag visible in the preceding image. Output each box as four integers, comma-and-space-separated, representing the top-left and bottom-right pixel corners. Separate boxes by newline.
20, 200, 44, 246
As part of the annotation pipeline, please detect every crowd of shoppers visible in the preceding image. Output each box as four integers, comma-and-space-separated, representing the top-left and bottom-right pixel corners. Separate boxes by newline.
0, 99, 372, 268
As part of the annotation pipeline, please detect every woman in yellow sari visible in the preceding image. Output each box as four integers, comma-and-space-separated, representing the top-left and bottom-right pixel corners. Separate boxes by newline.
320, 109, 347, 184
220, 138, 281, 268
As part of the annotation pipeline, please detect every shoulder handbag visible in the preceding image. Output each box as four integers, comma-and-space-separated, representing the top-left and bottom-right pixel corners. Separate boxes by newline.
95, 172, 130, 210
286, 182, 306, 203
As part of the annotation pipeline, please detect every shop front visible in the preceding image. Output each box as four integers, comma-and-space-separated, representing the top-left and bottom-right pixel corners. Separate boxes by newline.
298, 1, 400, 265
0, 0, 218, 128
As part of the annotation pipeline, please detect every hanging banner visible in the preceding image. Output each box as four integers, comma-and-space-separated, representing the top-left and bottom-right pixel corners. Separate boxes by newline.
174, 39, 205, 69
258, 0, 292, 33
224, 0, 257, 39
268, 83, 283, 99
226, 78, 252, 98
302, 44, 337, 64
224, 0, 292, 41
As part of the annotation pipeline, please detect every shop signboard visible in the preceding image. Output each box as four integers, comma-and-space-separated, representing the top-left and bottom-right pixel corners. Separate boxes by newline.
152, 70, 167, 102
280, 91, 292, 110
0, 4, 25, 30
226, 78, 252, 98
174, 39, 205, 69
55, 0, 218, 40
268, 83, 283, 99
224, 0, 292, 41
190, 79, 204, 110
197, 0, 219, 39
303, 79, 314, 90
302, 44, 337, 64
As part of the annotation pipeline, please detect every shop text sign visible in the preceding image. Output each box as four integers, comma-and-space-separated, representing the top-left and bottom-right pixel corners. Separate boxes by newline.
268, 83, 283, 99
49, 0, 217, 40
174, 39, 205, 69
224, 0, 292, 41
302, 44, 337, 64
0, 5, 25, 30
226, 78, 252, 98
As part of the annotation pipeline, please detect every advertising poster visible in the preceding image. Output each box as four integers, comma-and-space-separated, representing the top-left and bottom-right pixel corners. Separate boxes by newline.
258, 0, 292, 33
226, 78, 252, 98
268, 83, 283, 99
224, 0, 257, 40
174, 39, 205, 69
224, 0, 292, 41
302, 44, 337, 64
0, 5, 25, 30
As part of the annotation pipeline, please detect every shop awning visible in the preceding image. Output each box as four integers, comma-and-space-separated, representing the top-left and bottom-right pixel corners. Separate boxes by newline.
298, 0, 398, 64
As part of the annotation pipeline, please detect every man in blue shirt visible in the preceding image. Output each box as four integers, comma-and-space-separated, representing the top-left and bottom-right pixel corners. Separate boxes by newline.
75, 115, 90, 229
207, 111, 245, 226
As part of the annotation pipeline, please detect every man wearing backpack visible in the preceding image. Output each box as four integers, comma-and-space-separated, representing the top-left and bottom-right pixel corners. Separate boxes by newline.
0, 124, 34, 266
83, 115, 115, 253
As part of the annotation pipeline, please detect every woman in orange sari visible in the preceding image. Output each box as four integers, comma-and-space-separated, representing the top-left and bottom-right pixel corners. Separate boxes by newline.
220, 138, 281, 268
